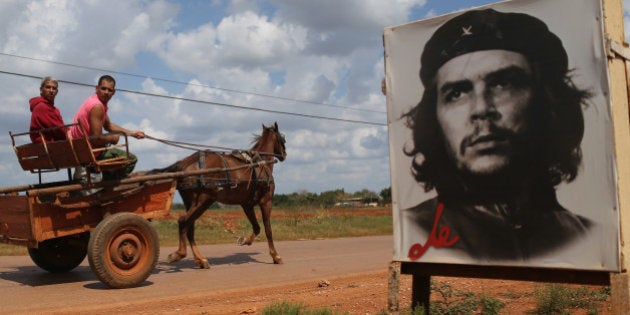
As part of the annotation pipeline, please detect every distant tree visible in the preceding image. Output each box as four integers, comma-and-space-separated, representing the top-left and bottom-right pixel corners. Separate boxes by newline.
379, 187, 392, 205
272, 187, 390, 209
272, 194, 291, 207
295, 189, 318, 205
353, 189, 379, 204
319, 188, 345, 208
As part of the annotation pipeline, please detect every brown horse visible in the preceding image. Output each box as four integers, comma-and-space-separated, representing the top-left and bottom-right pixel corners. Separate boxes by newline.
152, 122, 286, 269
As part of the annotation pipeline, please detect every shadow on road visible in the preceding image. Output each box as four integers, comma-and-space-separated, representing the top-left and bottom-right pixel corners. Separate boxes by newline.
0, 265, 95, 287
0, 250, 268, 288
154, 251, 266, 274
83, 280, 155, 290
209, 251, 267, 266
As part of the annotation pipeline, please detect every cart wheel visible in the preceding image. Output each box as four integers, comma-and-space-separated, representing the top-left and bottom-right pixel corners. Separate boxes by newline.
88, 213, 159, 289
28, 232, 89, 273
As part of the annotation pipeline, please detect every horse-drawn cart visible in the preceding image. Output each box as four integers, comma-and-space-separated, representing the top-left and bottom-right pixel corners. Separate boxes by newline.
0, 124, 179, 288
0, 124, 282, 289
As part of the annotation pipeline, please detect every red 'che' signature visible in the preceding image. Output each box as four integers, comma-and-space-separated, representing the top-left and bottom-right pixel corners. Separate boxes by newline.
408, 202, 459, 260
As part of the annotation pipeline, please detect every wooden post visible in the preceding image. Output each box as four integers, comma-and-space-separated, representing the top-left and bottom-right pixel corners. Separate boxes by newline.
603, 0, 630, 312
411, 275, 430, 314
611, 273, 630, 312
388, 261, 401, 313
388, 262, 431, 314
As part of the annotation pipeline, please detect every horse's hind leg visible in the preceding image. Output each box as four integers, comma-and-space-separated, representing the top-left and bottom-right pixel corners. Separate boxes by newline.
168, 192, 211, 268
238, 204, 260, 246
186, 208, 211, 269
260, 199, 282, 264
167, 215, 189, 263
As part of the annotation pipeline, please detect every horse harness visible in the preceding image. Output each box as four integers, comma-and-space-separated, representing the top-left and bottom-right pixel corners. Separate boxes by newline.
177, 150, 274, 190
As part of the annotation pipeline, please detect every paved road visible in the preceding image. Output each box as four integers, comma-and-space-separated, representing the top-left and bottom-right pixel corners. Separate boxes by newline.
0, 235, 393, 314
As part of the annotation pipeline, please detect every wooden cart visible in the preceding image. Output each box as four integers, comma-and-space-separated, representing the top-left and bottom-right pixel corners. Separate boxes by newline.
0, 125, 183, 288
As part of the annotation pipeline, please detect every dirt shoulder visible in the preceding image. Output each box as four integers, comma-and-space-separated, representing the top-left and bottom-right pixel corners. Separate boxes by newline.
47, 270, 611, 315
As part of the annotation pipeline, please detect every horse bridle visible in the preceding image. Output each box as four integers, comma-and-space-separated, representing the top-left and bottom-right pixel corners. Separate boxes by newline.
258, 130, 286, 160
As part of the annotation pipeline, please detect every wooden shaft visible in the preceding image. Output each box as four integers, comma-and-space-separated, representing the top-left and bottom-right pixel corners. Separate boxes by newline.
0, 160, 276, 196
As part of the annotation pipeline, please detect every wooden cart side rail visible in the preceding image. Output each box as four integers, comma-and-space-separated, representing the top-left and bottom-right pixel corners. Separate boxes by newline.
26, 159, 277, 196
0, 178, 88, 195
10, 123, 131, 174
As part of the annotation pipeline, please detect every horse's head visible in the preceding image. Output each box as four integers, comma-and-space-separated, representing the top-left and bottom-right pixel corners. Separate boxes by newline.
255, 122, 286, 162
269, 122, 286, 162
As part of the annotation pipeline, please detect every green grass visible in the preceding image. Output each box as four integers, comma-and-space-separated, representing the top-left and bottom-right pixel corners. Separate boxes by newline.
154, 211, 392, 247
532, 283, 610, 315
261, 301, 349, 315
0, 244, 28, 256
271, 215, 392, 240
410, 280, 505, 315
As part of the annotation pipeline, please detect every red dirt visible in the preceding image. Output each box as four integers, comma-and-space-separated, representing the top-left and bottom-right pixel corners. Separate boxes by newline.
143, 207, 611, 314
87, 271, 610, 314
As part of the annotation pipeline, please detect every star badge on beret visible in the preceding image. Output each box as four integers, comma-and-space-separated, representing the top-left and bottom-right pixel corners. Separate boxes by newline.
461, 26, 473, 36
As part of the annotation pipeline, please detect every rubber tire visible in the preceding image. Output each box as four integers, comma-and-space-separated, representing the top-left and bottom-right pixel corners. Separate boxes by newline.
28, 232, 89, 273
88, 213, 159, 289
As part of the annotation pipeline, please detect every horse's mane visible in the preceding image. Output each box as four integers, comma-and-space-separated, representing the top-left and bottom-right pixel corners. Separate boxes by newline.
250, 125, 276, 151
250, 133, 263, 150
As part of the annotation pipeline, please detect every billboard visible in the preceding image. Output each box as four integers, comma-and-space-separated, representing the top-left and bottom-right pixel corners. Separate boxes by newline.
385, 0, 620, 271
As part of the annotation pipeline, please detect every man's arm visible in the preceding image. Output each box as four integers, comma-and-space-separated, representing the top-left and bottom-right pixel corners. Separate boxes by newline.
104, 117, 145, 139
89, 105, 119, 147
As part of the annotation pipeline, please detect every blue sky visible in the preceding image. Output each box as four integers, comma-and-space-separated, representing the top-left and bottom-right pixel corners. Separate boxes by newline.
0, 0, 627, 196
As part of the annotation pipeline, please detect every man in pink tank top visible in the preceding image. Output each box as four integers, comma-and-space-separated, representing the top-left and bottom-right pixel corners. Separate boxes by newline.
69, 75, 145, 179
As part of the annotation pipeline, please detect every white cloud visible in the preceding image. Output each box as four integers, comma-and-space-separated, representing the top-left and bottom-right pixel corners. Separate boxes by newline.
157, 24, 218, 73
156, 10, 306, 75
2, 0, 77, 57
0, 0, 432, 195
216, 11, 306, 67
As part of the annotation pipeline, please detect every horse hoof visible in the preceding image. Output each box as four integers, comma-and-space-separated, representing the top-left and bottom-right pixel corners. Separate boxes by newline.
196, 259, 211, 269
273, 257, 283, 264
167, 253, 183, 263
237, 236, 253, 246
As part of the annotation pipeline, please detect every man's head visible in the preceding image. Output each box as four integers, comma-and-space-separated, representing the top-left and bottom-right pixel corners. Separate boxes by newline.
39, 76, 58, 103
404, 9, 589, 193
96, 75, 116, 105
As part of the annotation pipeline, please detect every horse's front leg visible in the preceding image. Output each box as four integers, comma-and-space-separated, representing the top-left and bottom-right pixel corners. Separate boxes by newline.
260, 200, 282, 264
167, 215, 188, 263
237, 205, 260, 246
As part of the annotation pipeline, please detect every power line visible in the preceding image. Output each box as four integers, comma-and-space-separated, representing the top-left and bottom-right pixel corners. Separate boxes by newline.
0, 52, 386, 114
0, 70, 386, 126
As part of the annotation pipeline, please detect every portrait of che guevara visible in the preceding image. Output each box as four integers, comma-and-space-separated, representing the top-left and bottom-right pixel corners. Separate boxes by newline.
386, 0, 620, 269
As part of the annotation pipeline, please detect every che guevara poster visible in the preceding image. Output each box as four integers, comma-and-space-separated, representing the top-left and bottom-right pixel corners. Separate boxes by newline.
385, 0, 620, 271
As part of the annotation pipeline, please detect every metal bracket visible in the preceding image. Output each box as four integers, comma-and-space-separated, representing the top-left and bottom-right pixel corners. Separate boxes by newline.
607, 36, 630, 61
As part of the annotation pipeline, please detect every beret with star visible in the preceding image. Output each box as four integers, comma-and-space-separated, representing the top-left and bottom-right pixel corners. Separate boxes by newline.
420, 8, 568, 87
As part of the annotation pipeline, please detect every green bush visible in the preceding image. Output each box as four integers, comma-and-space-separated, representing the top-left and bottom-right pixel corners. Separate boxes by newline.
262, 301, 348, 315
408, 280, 505, 315
533, 284, 610, 315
